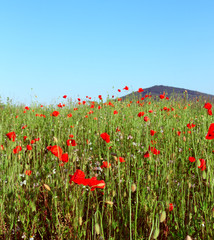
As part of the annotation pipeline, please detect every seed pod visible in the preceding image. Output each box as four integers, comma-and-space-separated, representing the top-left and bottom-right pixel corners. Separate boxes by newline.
44, 184, 51, 191
159, 211, 166, 223
95, 223, 100, 235
131, 183, 137, 192
79, 217, 82, 226
105, 201, 113, 206
185, 235, 193, 240
153, 227, 160, 239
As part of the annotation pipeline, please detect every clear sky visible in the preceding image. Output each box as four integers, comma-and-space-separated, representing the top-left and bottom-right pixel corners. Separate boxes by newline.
0, 0, 214, 106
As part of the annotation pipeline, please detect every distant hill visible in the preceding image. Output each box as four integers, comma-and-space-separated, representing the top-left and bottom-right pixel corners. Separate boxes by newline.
119, 85, 214, 102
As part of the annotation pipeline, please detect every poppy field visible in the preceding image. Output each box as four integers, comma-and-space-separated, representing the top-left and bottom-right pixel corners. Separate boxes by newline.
0, 87, 213, 240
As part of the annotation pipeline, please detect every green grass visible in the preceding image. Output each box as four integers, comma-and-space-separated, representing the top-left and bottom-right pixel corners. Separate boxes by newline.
0, 93, 213, 239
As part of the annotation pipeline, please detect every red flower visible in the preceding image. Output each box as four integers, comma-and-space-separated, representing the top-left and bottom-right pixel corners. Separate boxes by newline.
22, 125, 27, 129
52, 111, 60, 117
119, 157, 125, 162
204, 102, 212, 110
101, 161, 111, 168
177, 131, 181, 136
88, 177, 105, 191
148, 146, 160, 155
118, 89, 121, 92
150, 130, 156, 136
144, 116, 150, 122
67, 139, 77, 146
169, 203, 173, 211
0, 145, 4, 150
67, 113, 72, 117
61, 153, 69, 162
50, 145, 63, 159
27, 145, 32, 150
63, 95, 67, 98
187, 123, 195, 129
138, 112, 144, 117
31, 140, 35, 144
188, 156, 195, 162
13, 146, 22, 154
114, 110, 118, 114
25, 106, 30, 110
208, 109, 212, 116
6, 132, 16, 142
138, 88, 144, 92
123, 86, 129, 90
159, 94, 165, 99
198, 159, 206, 171
205, 123, 214, 140
25, 170, 32, 176
144, 151, 150, 158
100, 133, 110, 143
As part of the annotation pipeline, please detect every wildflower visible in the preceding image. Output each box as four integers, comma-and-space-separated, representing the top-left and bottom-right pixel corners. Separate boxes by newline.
119, 157, 125, 162
6, 132, 16, 141
13, 146, 22, 154
138, 88, 144, 92
51, 111, 60, 117
67, 139, 77, 146
189, 156, 196, 162
26, 145, 32, 150
25, 170, 32, 176
205, 123, 214, 140
63, 95, 67, 98
169, 203, 173, 211
61, 153, 69, 162
101, 161, 111, 169
144, 116, 150, 122
100, 132, 110, 143
150, 130, 156, 136
138, 112, 144, 117
123, 86, 129, 90
198, 159, 206, 171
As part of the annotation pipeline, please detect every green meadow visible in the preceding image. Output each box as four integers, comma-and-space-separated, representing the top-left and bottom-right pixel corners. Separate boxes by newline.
0, 92, 213, 239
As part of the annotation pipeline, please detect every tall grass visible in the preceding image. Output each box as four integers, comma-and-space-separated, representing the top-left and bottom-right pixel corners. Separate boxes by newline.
0, 92, 213, 239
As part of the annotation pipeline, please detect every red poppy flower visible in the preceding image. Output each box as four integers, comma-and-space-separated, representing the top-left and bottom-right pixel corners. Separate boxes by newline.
118, 89, 121, 92
114, 110, 118, 114
187, 123, 195, 129
204, 103, 212, 110
144, 116, 150, 122
63, 95, 67, 98
88, 177, 105, 191
138, 112, 145, 117
148, 146, 160, 155
13, 146, 22, 154
177, 131, 181, 136
159, 94, 165, 99
208, 109, 212, 116
100, 133, 110, 143
52, 111, 60, 117
27, 145, 32, 150
22, 125, 27, 129
205, 123, 214, 140
69, 169, 90, 185
67, 113, 72, 117
198, 159, 206, 171
188, 156, 195, 162
123, 86, 129, 90
150, 130, 156, 136
144, 151, 150, 158
6, 132, 16, 142
169, 203, 173, 211
101, 161, 111, 168
119, 157, 125, 162
67, 139, 77, 146
31, 140, 35, 144
138, 88, 144, 92
0, 145, 4, 150
98, 95, 102, 100
25, 170, 32, 176
61, 153, 69, 162
25, 106, 30, 110
50, 145, 63, 158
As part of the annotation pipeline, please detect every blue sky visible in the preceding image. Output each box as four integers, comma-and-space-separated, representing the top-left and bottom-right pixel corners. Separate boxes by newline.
0, 0, 214, 106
